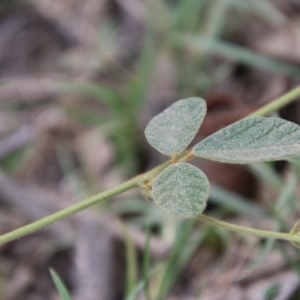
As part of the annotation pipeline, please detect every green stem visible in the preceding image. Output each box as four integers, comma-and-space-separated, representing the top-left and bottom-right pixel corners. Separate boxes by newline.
1, 86, 300, 246
0, 159, 173, 246
0, 178, 138, 246
249, 85, 300, 117
198, 214, 300, 244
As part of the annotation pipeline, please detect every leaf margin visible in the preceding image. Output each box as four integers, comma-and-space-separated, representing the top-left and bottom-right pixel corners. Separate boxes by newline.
193, 116, 300, 164
144, 97, 207, 156
151, 162, 210, 218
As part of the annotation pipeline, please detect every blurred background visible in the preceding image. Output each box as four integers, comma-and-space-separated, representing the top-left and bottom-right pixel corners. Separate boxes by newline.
2, 0, 300, 299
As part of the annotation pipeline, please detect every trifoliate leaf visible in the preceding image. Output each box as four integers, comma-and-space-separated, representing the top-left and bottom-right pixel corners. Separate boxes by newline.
152, 163, 210, 218
194, 117, 300, 163
145, 97, 207, 156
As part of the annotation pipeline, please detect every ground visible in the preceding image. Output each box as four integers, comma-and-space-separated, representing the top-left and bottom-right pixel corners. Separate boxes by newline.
1, 1, 300, 299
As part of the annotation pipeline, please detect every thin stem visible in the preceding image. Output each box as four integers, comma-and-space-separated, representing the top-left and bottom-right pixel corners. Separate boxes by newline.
249, 85, 300, 117
0, 178, 138, 246
1, 85, 300, 246
0, 159, 175, 246
197, 214, 300, 244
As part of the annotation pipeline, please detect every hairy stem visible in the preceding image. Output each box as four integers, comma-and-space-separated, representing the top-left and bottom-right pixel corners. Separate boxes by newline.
1, 86, 300, 246
0, 160, 173, 246
0, 178, 138, 246
198, 214, 300, 244
249, 85, 300, 117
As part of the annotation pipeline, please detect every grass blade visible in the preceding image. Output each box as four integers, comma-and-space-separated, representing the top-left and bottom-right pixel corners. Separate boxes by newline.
175, 34, 300, 78
49, 269, 72, 300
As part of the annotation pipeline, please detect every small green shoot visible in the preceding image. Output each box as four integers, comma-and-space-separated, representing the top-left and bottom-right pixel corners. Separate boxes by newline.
49, 269, 72, 300
124, 226, 138, 297
2, 89, 300, 249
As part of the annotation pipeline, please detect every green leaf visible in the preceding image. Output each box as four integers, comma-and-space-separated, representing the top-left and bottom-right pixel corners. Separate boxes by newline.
145, 97, 206, 156
194, 117, 300, 164
50, 269, 72, 300
152, 163, 210, 218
